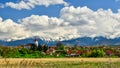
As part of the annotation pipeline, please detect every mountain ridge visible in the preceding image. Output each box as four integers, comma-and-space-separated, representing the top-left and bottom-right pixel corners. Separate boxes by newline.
0, 36, 120, 46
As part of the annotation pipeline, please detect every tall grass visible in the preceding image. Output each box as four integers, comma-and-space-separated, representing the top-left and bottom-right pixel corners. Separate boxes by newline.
0, 58, 120, 68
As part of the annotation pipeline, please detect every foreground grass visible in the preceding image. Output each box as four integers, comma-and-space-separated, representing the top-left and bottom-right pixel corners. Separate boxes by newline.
0, 58, 120, 68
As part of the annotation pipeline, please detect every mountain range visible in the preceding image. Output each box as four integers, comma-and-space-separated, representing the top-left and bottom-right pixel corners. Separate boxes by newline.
0, 36, 120, 46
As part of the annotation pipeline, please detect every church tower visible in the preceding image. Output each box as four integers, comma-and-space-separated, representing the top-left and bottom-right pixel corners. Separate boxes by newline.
34, 37, 38, 47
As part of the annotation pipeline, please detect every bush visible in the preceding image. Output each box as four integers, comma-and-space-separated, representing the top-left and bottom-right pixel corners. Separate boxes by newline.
90, 49, 105, 57
81, 53, 90, 57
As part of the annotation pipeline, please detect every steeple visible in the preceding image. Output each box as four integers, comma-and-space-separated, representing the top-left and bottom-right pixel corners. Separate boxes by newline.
34, 37, 38, 47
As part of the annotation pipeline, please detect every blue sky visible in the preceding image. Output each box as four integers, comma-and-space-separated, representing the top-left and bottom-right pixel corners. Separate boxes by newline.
0, 0, 120, 41
0, 0, 120, 22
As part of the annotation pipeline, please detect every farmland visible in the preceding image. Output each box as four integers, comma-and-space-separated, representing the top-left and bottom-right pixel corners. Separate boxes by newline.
0, 58, 120, 68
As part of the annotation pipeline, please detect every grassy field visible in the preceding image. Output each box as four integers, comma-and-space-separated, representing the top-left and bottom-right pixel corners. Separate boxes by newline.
0, 58, 120, 68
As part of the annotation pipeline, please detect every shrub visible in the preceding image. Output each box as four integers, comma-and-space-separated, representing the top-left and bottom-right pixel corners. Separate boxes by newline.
90, 49, 105, 57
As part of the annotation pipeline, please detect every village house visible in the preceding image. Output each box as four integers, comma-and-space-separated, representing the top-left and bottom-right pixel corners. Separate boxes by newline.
66, 48, 81, 57
105, 50, 113, 56
24, 38, 39, 49
24, 43, 35, 49
47, 46, 55, 55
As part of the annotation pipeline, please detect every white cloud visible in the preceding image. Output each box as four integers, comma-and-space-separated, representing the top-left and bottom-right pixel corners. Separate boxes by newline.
0, 15, 79, 41
0, 18, 30, 41
6, 1, 31, 10
4, 0, 68, 10
19, 15, 79, 41
1, 6, 120, 41
60, 6, 120, 38
0, 17, 2, 22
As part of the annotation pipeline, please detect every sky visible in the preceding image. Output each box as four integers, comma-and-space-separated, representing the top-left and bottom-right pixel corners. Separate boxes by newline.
0, 0, 120, 41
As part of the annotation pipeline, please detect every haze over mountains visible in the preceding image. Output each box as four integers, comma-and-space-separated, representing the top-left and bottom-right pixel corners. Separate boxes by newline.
0, 36, 120, 46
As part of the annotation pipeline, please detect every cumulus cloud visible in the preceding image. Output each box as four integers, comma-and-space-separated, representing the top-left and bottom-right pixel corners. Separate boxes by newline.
0, 15, 78, 41
19, 15, 79, 41
3, 0, 68, 10
1, 6, 120, 41
0, 18, 30, 41
60, 6, 120, 38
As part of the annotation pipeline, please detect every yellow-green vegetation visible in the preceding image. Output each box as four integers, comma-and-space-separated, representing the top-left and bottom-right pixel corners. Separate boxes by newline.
0, 58, 120, 68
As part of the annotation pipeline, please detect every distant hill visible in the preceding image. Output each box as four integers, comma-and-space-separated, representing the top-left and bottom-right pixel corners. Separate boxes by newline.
0, 36, 120, 46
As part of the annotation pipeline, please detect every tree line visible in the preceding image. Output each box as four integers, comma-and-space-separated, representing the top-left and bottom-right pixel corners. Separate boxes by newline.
0, 42, 120, 58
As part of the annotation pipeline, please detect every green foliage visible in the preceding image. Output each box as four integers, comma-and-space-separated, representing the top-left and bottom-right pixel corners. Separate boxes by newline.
0, 48, 2, 56
109, 55, 119, 58
90, 49, 105, 57
59, 45, 64, 50
1, 47, 10, 58
38, 45, 48, 52
55, 50, 66, 58
43, 45, 49, 52
56, 42, 64, 50
38, 45, 43, 51
7, 49, 21, 58
30, 44, 37, 50
81, 53, 90, 57
0, 44, 120, 58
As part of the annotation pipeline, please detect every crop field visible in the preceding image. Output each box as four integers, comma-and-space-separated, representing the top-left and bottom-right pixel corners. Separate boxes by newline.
0, 58, 120, 68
